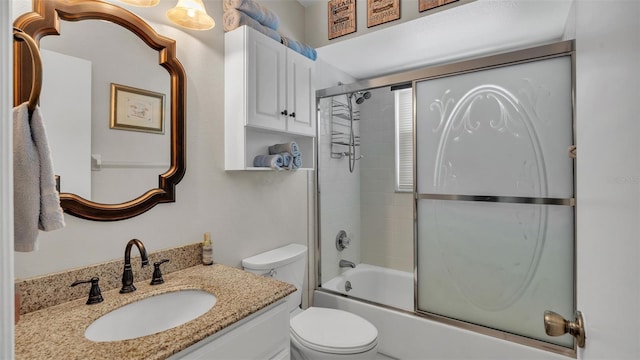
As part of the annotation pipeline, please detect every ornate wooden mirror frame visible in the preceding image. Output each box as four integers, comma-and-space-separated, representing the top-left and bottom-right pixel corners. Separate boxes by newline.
13, 0, 186, 221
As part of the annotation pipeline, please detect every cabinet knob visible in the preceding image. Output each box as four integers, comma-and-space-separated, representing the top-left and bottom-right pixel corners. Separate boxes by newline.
281, 110, 288, 116
289, 112, 296, 118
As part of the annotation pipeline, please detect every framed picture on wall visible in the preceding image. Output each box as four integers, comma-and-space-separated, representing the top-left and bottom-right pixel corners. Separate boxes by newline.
367, 0, 400, 28
110, 83, 165, 134
419, 0, 459, 12
328, 0, 357, 40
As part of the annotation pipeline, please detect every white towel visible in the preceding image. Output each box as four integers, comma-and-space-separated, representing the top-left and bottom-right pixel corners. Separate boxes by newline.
223, 0, 280, 30
13, 103, 65, 252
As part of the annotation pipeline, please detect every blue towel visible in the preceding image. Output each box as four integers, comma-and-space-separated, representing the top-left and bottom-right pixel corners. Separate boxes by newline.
253, 154, 284, 170
292, 155, 302, 169
281, 36, 317, 61
280, 152, 293, 169
223, 0, 280, 30
223, 9, 281, 43
269, 142, 301, 157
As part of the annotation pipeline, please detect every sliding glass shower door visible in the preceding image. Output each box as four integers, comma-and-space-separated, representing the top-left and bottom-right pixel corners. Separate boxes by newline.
415, 54, 575, 348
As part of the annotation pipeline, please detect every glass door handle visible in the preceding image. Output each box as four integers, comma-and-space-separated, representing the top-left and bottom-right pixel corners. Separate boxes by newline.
544, 310, 586, 348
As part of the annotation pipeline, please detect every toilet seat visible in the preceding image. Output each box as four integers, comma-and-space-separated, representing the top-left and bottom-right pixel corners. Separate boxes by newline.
290, 307, 378, 355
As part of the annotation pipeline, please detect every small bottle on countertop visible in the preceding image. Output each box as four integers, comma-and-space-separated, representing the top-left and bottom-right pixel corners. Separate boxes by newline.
202, 232, 213, 265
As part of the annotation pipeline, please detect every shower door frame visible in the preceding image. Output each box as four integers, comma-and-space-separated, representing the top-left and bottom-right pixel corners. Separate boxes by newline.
411, 42, 576, 357
314, 40, 576, 357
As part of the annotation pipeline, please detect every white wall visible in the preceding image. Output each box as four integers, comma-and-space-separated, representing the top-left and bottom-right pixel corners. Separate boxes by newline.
359, 86, 413, 272
40, 49, 92, 199
314, 59, 360, 282
317, 95, 362, 281
303, 0, 470, 49
12, 0, 312, 279
574, 0, 640, 358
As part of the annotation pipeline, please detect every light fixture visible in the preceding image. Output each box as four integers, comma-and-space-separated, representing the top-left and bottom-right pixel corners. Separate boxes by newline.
117, 0, 160, 7
166, 0, 215, 31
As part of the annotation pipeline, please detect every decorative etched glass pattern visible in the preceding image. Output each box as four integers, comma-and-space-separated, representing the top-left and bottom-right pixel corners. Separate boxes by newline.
416, 57, 573, 199
416, 56, 575, 347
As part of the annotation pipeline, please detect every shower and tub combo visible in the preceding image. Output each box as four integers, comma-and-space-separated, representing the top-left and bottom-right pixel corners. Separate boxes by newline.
315, 41, 578, 359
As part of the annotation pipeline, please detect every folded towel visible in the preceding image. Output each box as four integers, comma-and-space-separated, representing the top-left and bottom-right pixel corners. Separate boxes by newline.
292, 155, 302, 169
281, 35, 317, 61
223, 9, 281, 43
253, 154, 284, 170
280, 152, 293, 169
223, 0, 280, 30
13, 103, 65, 252
268, 142, 300, 157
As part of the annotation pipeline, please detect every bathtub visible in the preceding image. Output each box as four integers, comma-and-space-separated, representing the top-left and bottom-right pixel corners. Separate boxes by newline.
320, 263, 413, 312
315, 264, 568, 360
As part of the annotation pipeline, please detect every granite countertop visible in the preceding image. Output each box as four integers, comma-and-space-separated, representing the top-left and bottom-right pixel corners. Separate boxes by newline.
15, 264, 296, 360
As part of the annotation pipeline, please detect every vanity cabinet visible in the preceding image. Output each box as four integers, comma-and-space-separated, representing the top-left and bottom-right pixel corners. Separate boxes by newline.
170, 300, 290, 360
225, 25, 316, 170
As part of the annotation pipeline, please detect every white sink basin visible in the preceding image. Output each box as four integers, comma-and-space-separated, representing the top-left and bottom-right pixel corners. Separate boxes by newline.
85, 289, 217, 342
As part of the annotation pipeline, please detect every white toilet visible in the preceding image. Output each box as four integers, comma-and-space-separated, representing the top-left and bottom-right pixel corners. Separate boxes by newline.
242, 244, 379, 360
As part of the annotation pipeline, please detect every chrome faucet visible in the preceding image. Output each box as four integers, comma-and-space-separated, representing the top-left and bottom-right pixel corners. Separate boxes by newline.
120, 239, 149, 293
339, 259, 356, 268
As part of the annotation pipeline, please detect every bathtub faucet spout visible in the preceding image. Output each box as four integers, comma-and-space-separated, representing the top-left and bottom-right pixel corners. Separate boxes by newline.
339, 260, 356, 268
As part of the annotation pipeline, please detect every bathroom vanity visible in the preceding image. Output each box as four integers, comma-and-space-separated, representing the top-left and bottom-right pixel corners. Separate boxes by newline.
170, 300, 290, 360
14, 264, 295, 359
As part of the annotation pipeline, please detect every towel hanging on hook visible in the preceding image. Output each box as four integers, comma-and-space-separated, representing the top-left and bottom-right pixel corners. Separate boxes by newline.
13, 27, 42, 116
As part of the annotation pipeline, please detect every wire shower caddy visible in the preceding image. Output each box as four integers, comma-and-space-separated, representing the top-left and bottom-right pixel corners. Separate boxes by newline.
330, 95, 362, 172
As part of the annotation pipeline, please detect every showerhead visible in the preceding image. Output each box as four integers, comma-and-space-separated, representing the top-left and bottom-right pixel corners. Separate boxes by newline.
354, 91, 372, 104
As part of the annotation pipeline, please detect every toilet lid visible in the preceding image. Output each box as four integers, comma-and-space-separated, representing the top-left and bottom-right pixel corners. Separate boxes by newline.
290, 307, 378, 354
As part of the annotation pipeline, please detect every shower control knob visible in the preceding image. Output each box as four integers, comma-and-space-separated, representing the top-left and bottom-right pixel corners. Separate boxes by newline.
336, 230, 351, 251
289, 112, 296, 118
281, 110, 288, 116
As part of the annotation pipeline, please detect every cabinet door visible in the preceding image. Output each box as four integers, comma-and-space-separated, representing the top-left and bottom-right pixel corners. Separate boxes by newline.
170, 301, 290, 359
286, 50, 316, 136
247, 30, 286, 131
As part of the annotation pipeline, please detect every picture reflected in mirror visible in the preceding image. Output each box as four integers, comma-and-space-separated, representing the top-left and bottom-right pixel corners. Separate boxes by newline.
39, 19, 171, 204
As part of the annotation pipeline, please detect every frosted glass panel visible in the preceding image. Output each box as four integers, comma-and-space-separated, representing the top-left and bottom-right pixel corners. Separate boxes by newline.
416, 56, 573, 198
415, 54, 575, 348
417, 200, 575, 347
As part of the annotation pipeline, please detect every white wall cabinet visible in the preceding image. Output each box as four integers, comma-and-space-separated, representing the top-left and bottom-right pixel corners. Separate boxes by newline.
170, 300, 290, 360
284, 47, 315, 135
225, 25, 316, 170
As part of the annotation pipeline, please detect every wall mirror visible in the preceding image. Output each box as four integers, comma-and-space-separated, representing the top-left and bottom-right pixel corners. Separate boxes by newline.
13, 0, 186, 221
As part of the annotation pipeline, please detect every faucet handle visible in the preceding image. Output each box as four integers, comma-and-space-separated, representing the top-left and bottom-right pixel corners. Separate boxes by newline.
150, 259, 170, 285
336, 230, 351, 251
71, 277, 104, 305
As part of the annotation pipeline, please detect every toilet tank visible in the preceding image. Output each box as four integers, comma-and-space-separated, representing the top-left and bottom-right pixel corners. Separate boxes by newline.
242, 244, 307, 311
